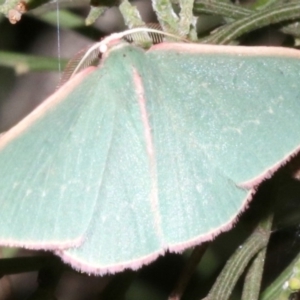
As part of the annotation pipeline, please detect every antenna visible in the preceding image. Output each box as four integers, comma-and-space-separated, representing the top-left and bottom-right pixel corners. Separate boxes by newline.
68, 27, 187, 80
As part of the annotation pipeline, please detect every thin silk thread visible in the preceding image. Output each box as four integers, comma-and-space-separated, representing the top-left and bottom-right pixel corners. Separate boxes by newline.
56, 0, 61, 76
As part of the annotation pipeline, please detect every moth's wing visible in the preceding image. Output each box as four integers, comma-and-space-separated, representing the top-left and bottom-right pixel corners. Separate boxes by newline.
59, 44, 300, 274
57, 46, 164, 274
2, 42, 300, 275
146, 43, 300, 247
0, 45, 163, 266
0, 68, 101, 248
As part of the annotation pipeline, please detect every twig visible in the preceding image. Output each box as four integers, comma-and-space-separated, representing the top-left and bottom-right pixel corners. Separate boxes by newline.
169, 243, 209, 300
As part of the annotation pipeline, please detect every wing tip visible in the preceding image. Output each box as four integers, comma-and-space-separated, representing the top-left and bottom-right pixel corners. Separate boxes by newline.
240, 145, 300, 189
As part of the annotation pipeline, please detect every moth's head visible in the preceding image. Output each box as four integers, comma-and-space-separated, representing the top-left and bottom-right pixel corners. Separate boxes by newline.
60, 26, 186, 85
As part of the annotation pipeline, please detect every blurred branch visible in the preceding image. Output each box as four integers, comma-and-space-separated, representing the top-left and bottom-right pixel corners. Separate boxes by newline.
0, 0, 20, 14
38, 9, 86, 28
169, 243, 209, 300
31, 9, 103, 40
0, 51, 67, 73
178, 0, 195, 37
261, 251, 300, 300
31, 0, 90, 14
85, 5, 107, 26
119, 0, 145, 28
151, 0, 179, 33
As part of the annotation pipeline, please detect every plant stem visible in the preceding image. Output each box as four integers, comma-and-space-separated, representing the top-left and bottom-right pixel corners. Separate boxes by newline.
242, 248, 267, 300
178, 0, 195, 37
193, 0, 249, 19
261, 251, 300, 300
241, 214, 273, 300
30, 0, 90, 15
119, 0, 145, 28
0, 51, 68, 73
85, 6, 107, 26
193, 0, 300, 38
151, 0, 179, 34
194, 0, 300, 44
169, 243, 209, 300
204, 214, 273, 300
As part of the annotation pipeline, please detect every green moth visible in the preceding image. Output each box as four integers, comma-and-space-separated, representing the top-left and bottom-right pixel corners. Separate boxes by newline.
0, 30, 300, 275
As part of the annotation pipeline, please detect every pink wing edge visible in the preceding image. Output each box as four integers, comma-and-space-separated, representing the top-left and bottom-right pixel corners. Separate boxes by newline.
2, 43, 300, 275
56, 45, 300, 274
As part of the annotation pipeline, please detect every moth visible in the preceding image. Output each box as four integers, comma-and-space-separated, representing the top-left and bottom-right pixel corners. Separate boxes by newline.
0, 28, 300, 275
